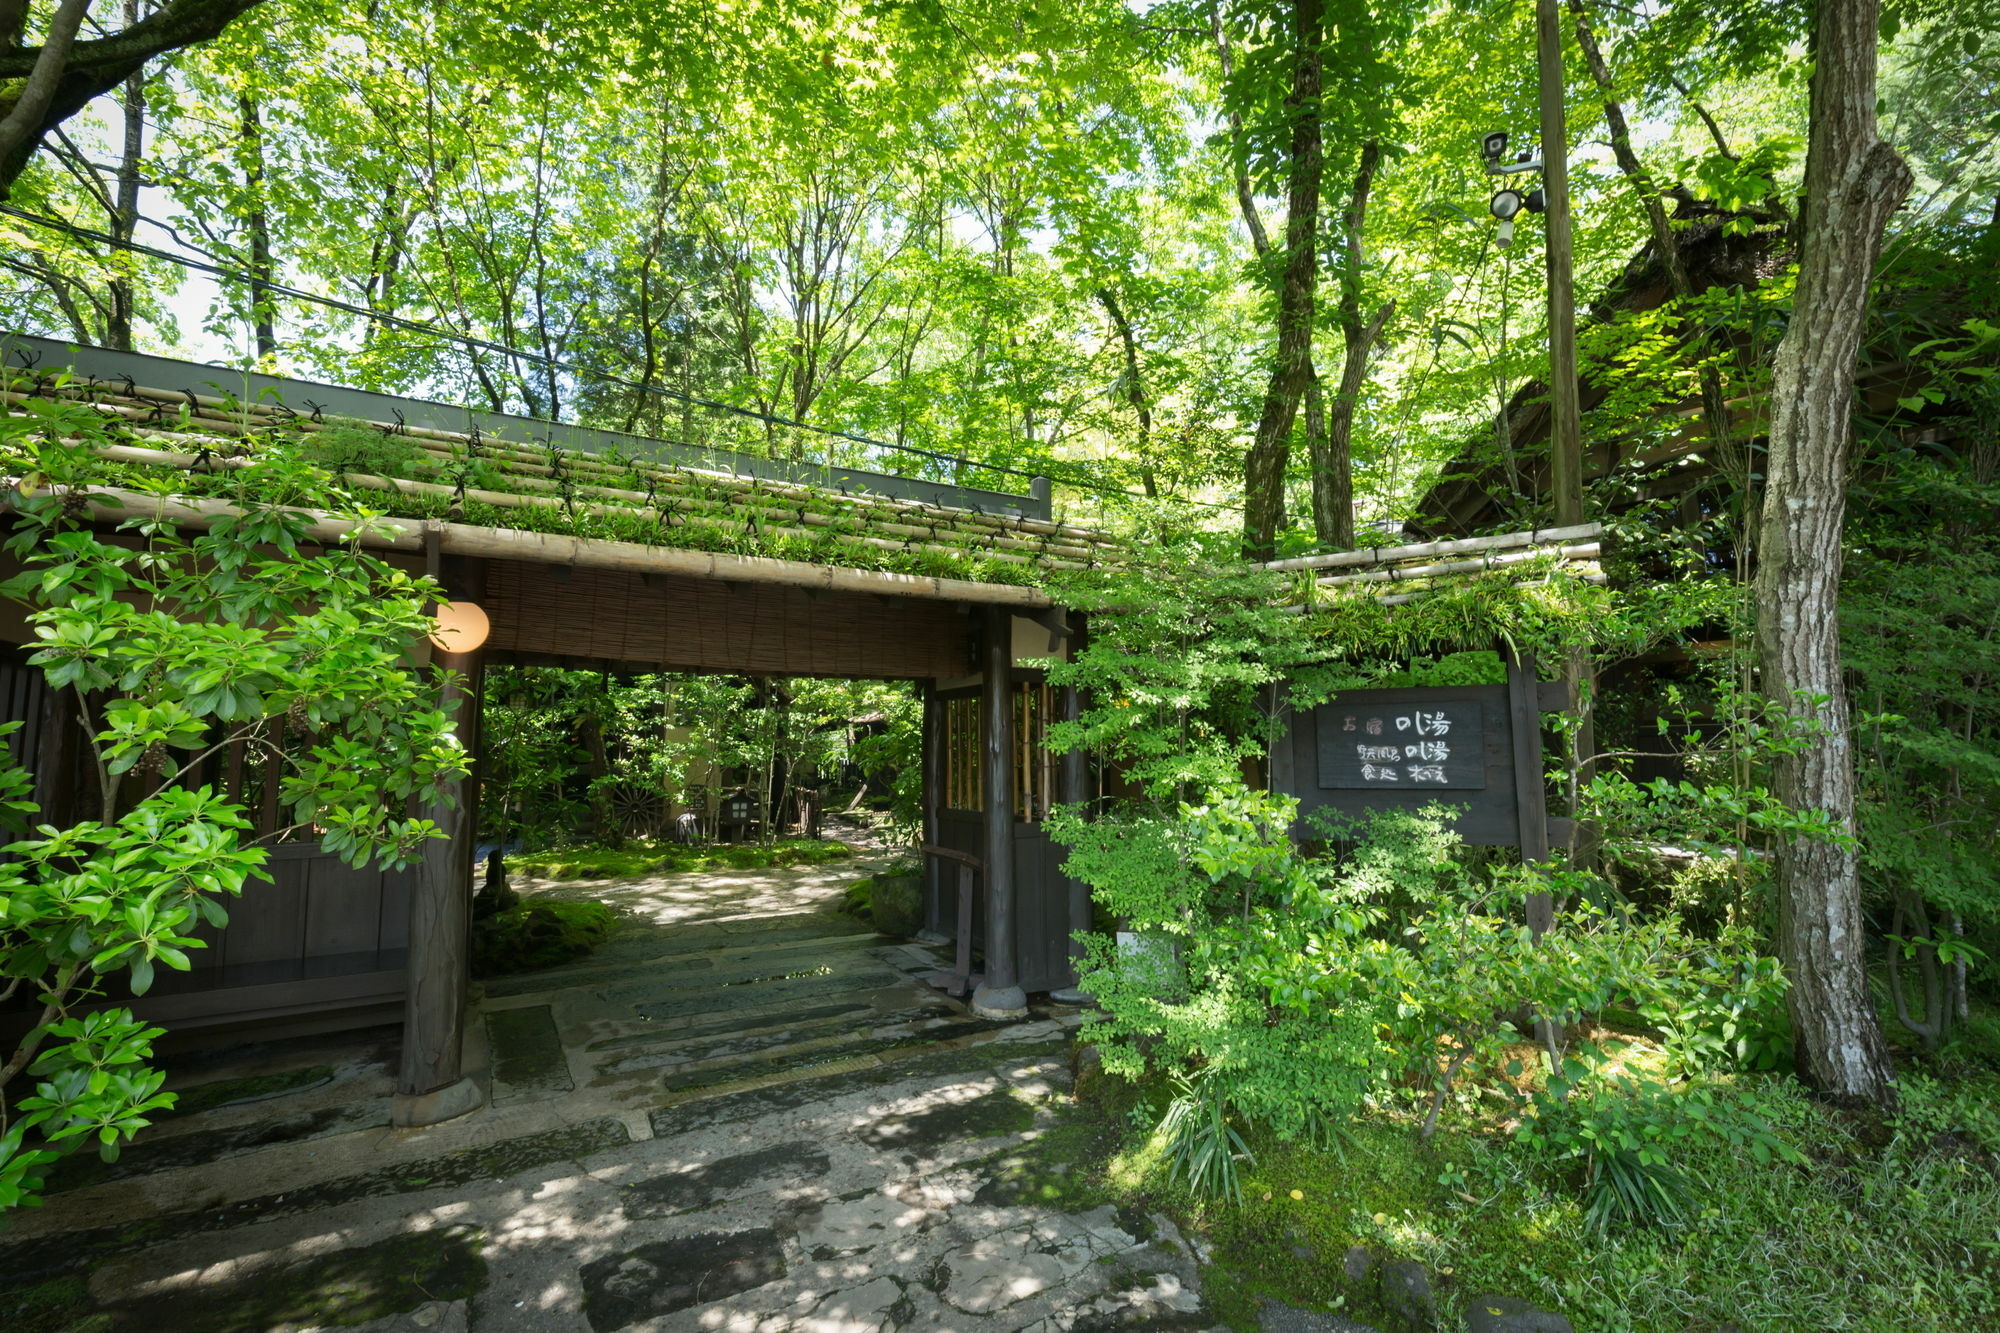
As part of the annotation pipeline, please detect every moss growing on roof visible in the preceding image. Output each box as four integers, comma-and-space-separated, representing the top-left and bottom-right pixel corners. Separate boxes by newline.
1, 371, 1120, 588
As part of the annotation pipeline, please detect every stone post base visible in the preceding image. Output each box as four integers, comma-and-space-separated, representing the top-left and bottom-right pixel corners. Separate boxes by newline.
970, 983, 1028, 1020
392, 1075, 485, 1128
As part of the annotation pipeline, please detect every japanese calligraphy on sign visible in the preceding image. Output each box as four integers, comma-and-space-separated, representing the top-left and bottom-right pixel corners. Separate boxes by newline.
1317, 701, 1486, 790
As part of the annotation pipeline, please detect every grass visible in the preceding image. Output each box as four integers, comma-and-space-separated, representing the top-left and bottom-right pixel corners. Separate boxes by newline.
511, 837, 856, 881
1070, 1045, 2000, 1331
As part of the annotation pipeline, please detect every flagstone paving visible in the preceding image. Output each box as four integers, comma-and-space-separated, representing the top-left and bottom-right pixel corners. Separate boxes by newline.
0, 848, 1219, 1333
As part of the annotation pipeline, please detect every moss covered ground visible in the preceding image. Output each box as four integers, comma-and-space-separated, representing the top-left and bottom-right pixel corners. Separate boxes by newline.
471, 898, 617, 976
512, 837, 855, 881
1053, 1048, 2000, 1332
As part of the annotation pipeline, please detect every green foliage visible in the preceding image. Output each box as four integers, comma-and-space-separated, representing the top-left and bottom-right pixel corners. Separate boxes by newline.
0, 397, 464, 1214
511, 837, 855, 881
301, 425, 429, 479
1842, 448, 2000, 1048
471, 898, 617, 976
1516, 1061, 1803, 1235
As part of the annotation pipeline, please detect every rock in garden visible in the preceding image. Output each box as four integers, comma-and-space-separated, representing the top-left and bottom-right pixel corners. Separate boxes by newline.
1462, 1293, 1575, 1333
868, 870, 924, 935
1257, 1298, 1384, 1332
1379, 1259, 1435, 1329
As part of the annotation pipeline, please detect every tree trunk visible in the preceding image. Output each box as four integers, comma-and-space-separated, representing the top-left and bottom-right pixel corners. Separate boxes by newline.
105, 0, 145, 352
238, 92, 276, 361
1240, 0, 1324, 561
1097, 287, 1157, 496
1753, 0, 1910, 1106
1313, 141, 1391, 550
0, 0, 270, 197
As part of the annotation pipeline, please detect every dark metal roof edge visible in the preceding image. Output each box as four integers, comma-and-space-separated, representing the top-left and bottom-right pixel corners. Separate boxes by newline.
1, 334, 1052, 522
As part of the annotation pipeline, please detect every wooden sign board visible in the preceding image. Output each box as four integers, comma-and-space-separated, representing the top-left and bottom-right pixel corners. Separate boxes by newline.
1270, 680, 1547, 849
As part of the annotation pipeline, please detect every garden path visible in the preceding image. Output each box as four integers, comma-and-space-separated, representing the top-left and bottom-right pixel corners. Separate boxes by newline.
0, 849, 1218, 1333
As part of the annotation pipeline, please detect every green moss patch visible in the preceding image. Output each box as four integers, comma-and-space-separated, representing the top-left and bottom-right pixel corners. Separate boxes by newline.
472, 899, 616, 976
0, 1274, 100, 1333
512, 838, 856, 882
1078, 1066, 2000, 1333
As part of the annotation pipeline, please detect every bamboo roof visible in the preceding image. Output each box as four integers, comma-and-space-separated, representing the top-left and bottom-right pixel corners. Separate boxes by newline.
1, 346, 1120, 607
1266, 522, 1606, 611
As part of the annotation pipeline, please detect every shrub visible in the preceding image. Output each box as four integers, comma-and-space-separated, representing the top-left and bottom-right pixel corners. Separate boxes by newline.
0, 394, 466, 1213
471, 899, 616, 976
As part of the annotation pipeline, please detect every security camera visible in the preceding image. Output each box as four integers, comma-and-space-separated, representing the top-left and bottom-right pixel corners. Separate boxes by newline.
1483, 135, 1544, 176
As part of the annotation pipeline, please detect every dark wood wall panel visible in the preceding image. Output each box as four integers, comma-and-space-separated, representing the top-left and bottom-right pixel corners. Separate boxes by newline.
481, 561, 977, 680
931, 811, 1071, 993
1012, 827, 1073, 993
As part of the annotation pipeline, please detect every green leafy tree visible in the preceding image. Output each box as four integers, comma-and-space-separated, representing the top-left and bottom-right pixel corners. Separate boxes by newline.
0, 392, 466, 1211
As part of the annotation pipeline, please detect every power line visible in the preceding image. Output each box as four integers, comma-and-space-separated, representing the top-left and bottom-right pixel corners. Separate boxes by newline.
1, 202, 1138, 500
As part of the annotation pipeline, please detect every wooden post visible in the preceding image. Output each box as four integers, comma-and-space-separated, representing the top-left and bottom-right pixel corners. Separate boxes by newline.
973, 606, 1026, 1018
394, 538, 485, 1127
918, 682, 947, 942
1503, 643, 1554, 936
1537, 0, 1583, 528
1049, 677, 1091, 1003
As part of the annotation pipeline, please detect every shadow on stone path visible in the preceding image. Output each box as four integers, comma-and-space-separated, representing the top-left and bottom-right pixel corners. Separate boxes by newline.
0, 847, 1218, 1333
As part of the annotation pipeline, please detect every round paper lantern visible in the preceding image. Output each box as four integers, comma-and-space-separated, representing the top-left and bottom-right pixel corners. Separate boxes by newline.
427, 599, 490, 654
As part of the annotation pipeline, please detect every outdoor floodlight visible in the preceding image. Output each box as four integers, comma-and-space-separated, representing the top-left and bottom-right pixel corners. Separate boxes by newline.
428, 598, 491, 654
1490, 187, 1525, 249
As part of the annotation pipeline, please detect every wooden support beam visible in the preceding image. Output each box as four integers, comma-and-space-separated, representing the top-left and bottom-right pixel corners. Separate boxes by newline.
1503, 642, 1554, 938
1050, 661, 1092, 1004
918, 682, 946, 942
972, 606, 1026, 1018
394, 531, 484, 1127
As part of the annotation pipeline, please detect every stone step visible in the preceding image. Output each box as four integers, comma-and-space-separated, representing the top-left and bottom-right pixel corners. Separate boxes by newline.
478, 927, 891, 999
647, 1028, 1076, 1138
593, 1000, 964, 1073
0, 1117, 633, 1286
652, 1014, 1015, 1094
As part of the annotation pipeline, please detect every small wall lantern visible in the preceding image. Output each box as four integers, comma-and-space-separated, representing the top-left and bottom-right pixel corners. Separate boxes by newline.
427, 599, 490, 654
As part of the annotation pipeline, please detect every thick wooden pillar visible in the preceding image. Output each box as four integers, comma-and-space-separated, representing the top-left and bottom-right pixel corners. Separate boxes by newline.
918, 681, 947, 942
973, 606, 1026, 1017
395, 649, 484, 1124
395, 540, 486, 1127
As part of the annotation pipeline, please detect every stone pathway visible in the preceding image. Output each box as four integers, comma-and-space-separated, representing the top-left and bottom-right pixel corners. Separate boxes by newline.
0, 850, 1216, 1333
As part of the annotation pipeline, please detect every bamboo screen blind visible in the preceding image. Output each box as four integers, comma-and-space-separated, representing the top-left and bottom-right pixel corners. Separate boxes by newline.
945, 695, 981, 811
942, 684, 1055, 820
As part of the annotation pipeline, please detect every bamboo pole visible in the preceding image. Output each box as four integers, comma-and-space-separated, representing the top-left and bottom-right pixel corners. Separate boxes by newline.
1263, 521, 1602, 572
1, 480, 1057, 609
14, 383, 1119, 545
1312, 542, 1602, 589
67, 439, 1089, 571
8, 391, 1118, 554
